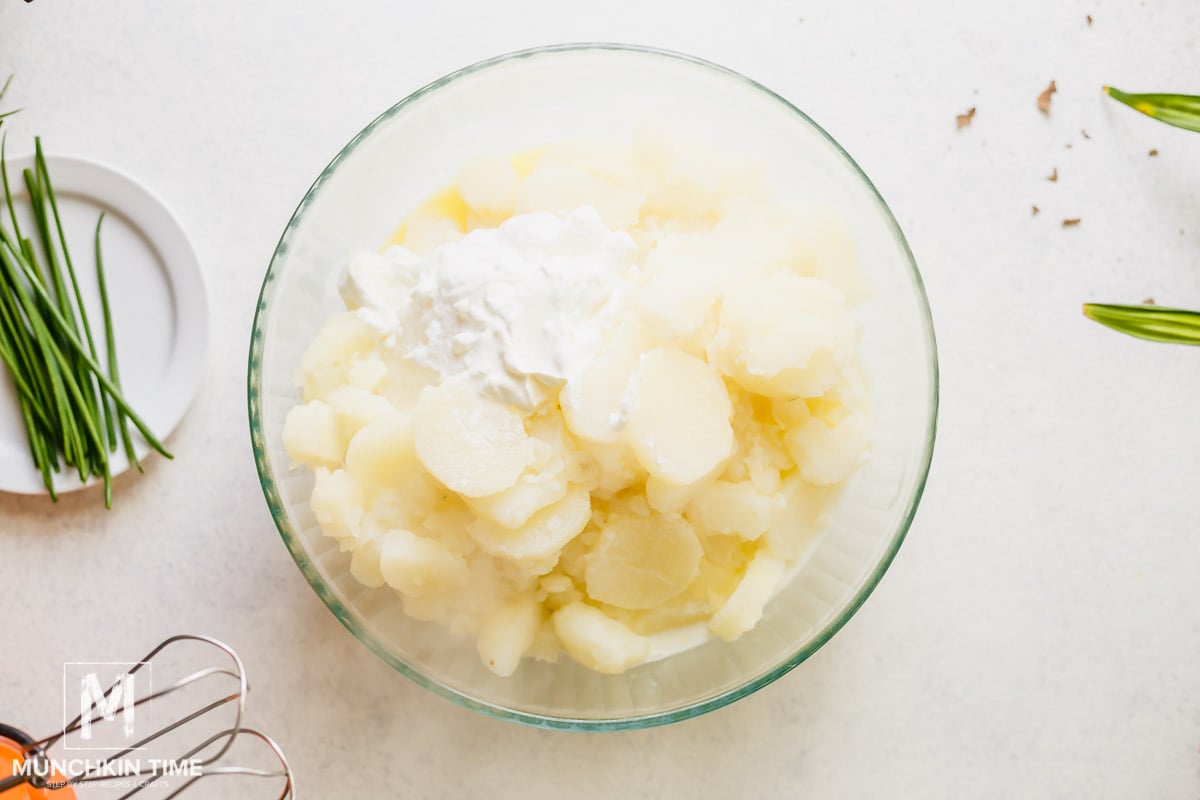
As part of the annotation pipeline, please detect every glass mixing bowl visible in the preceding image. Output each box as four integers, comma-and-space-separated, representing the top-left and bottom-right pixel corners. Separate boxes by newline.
248, 44, 937, 730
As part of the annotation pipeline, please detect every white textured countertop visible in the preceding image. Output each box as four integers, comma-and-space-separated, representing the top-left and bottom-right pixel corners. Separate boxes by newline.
3, 1, 1200, 797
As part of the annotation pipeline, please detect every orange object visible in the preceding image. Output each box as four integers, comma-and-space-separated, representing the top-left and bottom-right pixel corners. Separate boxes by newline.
0, 737, 75, 800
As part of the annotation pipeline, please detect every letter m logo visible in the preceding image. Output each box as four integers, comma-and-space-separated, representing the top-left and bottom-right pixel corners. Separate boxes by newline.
80, 671, 136, 740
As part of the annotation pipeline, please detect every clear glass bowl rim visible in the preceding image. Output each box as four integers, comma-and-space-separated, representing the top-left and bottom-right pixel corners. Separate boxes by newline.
247, 42, 940, 732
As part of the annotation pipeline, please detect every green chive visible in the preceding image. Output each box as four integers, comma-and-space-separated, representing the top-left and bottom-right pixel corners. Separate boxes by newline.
1104, 87, 1200, 134
0, 330, 52, 425
36, 142, 114, 499
0, 242, 106, 450
0, 74, 16, 122
1, 135, 26, 246
0, 263, 55, 424
1082, 303, 1200, 345
22, 400, 56, 499
95, 215, 140, 471
0, 235, 172, 457
1, 245, 98, 482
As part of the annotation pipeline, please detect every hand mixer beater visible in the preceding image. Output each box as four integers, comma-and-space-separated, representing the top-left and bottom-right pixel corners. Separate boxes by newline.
0, 634, 294, 799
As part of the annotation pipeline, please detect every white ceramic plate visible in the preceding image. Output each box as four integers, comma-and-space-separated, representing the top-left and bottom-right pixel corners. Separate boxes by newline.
0, 154, 207, 495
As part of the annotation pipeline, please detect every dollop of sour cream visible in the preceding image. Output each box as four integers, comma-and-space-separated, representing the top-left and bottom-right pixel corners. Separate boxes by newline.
339, 207, 637, 411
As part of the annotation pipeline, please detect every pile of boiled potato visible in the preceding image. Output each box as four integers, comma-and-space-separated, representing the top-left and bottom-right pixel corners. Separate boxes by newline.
282, 131, 872, 675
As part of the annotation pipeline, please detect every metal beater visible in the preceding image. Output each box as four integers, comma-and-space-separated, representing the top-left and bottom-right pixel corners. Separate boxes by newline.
0, 634, 294, 799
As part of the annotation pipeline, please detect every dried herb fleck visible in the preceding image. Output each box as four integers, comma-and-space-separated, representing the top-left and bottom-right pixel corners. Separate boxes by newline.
956, 107, 976, 129
1038, 80, 1058, 113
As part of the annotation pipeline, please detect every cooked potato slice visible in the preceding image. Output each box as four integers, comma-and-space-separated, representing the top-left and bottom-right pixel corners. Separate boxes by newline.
309, 468, 365, 541
300, 312, 380, 400
784, 411, 871, 485
380, 529, 470, 597
560, 320, 648, 443
349, 537, 385, 588
477, 594, 544, 677
686, 480, 777, 541
584, 512, 702, 610
552, 602, 650, 674
344, 415, 417, 486
413, 384, 530, 497
467, 454, 568, 529
764, 475, 838, 560
709, 550, 785, 641
325, 385, 398, 440
345, 354, 388, 392
282, 400, 345, 469
466, 486, 592, 574
645, 475, 709, 514
626, 348, 734, 485
715, 273, 856, 399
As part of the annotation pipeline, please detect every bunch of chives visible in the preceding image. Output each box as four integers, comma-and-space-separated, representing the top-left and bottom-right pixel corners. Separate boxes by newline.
0, 81, 170, 505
